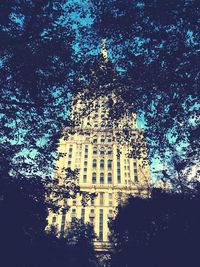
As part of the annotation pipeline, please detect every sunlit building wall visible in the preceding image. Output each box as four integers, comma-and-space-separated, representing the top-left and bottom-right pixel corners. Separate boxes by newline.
48, 94, 151, 248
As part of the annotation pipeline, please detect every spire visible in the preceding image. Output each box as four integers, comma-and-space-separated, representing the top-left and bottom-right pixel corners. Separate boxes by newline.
101, 38, 108, 61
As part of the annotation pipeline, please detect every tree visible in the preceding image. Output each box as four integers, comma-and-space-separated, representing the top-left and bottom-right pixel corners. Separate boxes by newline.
0, 170, 48, 267
75, 0, 200, 175
0, 0, 77, 177
109, 187, 200, 267
61, 219, 98, 267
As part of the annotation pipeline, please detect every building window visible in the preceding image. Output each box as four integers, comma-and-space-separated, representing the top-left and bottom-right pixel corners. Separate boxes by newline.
92, 159, 97, 169
100, 136, 104, 143
107, 147, 112, 156
100, 159, 104, 170
92, 172, 96, 184
52, 216, 56, 223
93, 138, 97, 144
108, 159, 112, 170
107, 136, 112, 143
72, 200, 76, 206
68, 161, 71, 166
91, 209, 94, 214
91, 198, 95, 206
108, 173, 112, 184
84, 161, 87, 166
81, 208, 85, 222
83, 175, 87, 183
84, 167, 87, 172
100, 173, 104, 184
61, 214, 66, 223
134, 175, 138, 183
100, 147, 105, 156
60, 224, 65, 235
93, 147, 97, 155
100, 193, 104, 206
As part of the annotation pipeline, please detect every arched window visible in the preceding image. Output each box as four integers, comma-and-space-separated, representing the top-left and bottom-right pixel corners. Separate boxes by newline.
108, 173, 112, 184
92, 172, 96, 184
100, 147, 105, 156
100, 173, 104, 184
100, 159, 104, 170
107, 135, 112, 143
100, 135, 104, 143
108, 160, 112, 170
107, 147, 112, 156
92, 159, 97, 169
93, 147, 97, 155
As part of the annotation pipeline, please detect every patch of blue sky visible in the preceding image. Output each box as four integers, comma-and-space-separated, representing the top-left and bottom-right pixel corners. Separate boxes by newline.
186, 30, 199, 46
9, 12, 25, 29
136, 1, 145, 9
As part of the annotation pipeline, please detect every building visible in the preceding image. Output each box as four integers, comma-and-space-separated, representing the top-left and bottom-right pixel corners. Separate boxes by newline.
48, 42, 151, 250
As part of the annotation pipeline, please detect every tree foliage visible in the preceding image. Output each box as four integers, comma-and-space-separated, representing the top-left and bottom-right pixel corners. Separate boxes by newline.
0, 170, 98, 267
0, 0, 76, 176
82, 0, 200, 173
109, 187, 200, 267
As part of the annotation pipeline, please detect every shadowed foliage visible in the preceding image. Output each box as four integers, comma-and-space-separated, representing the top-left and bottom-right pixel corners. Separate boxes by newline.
109, 186, 200, 267
0, 1, 199, 267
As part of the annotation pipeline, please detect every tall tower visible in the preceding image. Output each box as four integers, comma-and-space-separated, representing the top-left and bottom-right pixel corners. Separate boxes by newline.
48, 42, 151, 250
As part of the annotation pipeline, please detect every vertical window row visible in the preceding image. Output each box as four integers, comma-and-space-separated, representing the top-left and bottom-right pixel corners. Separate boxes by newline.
84, 145, 88, 158
60, 212, 66, 235
99, 209, 103, 241
117, 149, 121, 183
67, 144, 73, 167
81, 208, 85, 223
134, 161, 138, 182
90, 209, 95, 226
71, 208, 76, 223
83, 147, 88, 182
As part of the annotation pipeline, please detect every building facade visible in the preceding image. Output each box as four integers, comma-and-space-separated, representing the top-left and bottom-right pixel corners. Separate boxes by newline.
48, 41, 150, 248
48, 93, 151, 249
